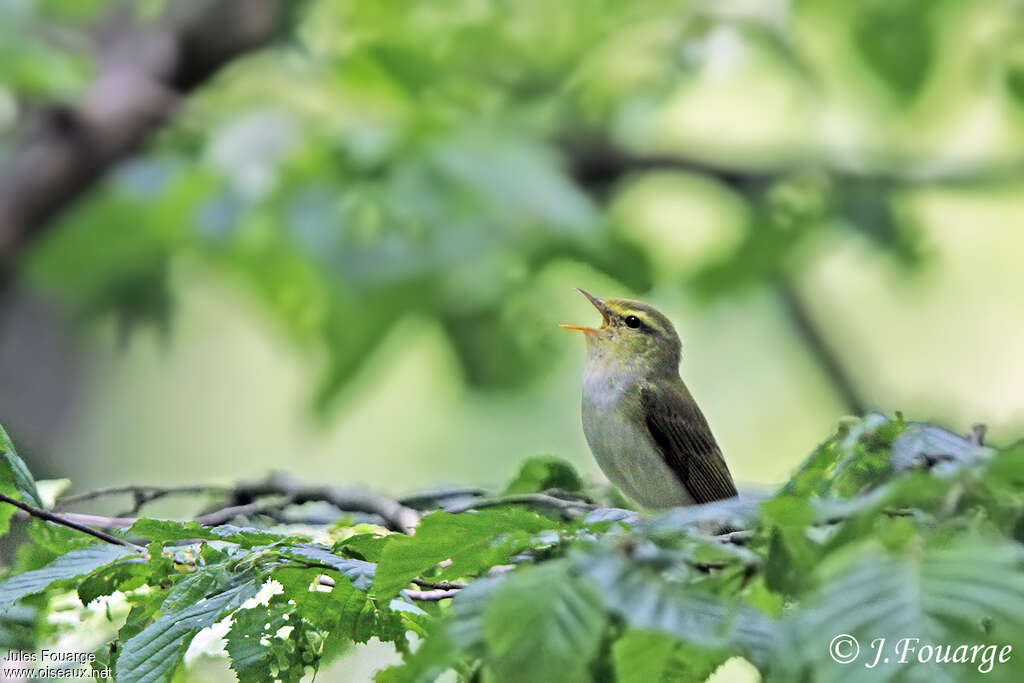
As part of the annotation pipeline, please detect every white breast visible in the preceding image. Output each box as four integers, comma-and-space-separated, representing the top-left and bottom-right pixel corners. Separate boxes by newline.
581, 364, 693, 509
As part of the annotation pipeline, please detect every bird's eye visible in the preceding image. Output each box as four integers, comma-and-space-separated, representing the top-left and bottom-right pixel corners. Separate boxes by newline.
625, 315, 641, 329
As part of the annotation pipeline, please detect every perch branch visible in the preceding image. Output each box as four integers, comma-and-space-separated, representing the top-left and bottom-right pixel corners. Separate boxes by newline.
444, 492, 599, 519
228, 472, 422, 533
0, 492, 145, 552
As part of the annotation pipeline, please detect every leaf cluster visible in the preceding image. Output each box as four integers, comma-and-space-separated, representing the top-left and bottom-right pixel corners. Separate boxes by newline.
2, 416, 1024, 681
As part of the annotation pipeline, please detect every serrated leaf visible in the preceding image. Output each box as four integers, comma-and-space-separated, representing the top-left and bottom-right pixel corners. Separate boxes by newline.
160, 565, 232, 612
0, 424, 45, 509
375, 622, 457, 683
77, 558, 150, 605
448, 575, 503, 654
0, 545, 139, 613
117, 573, 262, 683
612, 630, 677, 683
128, 519, 295, 547
483, 561, 607, 683
504, 456, 584, 494
783, 414, 904, 499
612, 630, 726, 683
578, 549, 779, 667
227, 598, 307, 683
788, 537, 1024, 682
373, 509, 557, 599
282, 544, 376, 590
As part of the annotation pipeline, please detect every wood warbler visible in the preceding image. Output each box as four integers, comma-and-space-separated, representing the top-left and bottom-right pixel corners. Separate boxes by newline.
562, 289, 737, 508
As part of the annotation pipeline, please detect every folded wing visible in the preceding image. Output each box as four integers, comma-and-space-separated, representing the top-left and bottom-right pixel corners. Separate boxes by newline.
640, 383, 738, 504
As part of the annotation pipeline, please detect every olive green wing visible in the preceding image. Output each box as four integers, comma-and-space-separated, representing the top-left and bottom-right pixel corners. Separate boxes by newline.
640, 383, 738, 504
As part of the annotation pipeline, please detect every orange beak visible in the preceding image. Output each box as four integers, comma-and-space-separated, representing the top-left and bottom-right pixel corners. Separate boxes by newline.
560, 289, 610, 333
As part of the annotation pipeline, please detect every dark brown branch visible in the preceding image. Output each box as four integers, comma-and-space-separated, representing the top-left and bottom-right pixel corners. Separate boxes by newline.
413, 579, 466, 590
563, 137, 1024, 195
0, 492, 146, 552
194, 497, 294, 526
231, 472, 421, 533
0, 0, 288, 275
444, 492, 599, 519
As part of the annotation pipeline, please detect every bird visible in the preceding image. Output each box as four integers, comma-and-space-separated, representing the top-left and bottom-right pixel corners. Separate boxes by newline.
561, 289, 737, 509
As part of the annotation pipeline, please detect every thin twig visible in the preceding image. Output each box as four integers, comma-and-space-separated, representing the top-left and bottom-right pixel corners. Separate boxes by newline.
444, 492, 599, 519
55, 484, 229, 511
412, 579, 466, 590
402, 587, 461, 602
315, 575, 460, 601
713, 530, 753, 545
398, 487, 488, 510
231, 472, 421, 533
0, 493, 146, 553
195, 497, 294, 526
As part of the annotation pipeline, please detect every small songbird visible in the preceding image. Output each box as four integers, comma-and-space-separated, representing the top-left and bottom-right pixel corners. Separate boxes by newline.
562, 289, 737, 509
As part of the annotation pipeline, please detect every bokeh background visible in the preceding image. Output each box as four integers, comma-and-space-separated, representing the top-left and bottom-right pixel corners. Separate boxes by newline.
4, 0, 1024, 497
2, 0, 1024, 676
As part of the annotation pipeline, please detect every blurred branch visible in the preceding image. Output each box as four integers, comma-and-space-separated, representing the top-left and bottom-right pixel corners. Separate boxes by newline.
0, 0, 289, 277
776, 277, 869, 416
55, 483, 230, 514
444, 492, 599, 519
563, 138, 1024, 193
564, 138, 762, 195
227, 471, 422, 533
0, 492, 146, 552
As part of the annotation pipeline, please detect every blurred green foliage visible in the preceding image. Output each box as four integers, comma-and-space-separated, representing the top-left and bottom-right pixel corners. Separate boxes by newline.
4, 0, 1023, 414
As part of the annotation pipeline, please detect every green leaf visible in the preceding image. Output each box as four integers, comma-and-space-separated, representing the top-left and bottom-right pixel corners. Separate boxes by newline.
128, 519, 295, 547
483, 561, 608, 683
282, 544, 376, 590
227, 596, 311, 683
374, 622, 458, 683
0, 424, 45, 509
117, 572, 263, 683
0, 545, 139, 613
504, 456, 584, 494
77, 558, 150, 605
853, 0, 934, 97
578, 549, 779, 666
448, 575, 504, 654
160, 565, 232, 612
788, 537, 1024, 681
783, 414, 905, 499
373, 509, 557, 599
612, 630, 726, 683
612, 630, 676, 683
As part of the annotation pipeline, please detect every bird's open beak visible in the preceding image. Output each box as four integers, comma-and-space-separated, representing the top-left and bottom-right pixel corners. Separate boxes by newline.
560, 289, 610, 333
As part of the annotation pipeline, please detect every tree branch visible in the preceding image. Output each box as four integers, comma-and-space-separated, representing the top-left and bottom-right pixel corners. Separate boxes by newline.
0, 0, 289, 275
563, 137, 1024, 195
229, 472, 422, 533
55, 484, 229, 513
444, 492, 599, 519
0, 492, 146, 552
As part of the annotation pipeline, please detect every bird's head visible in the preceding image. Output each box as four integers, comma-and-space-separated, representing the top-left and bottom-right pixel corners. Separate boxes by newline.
561, 289, 681, 376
